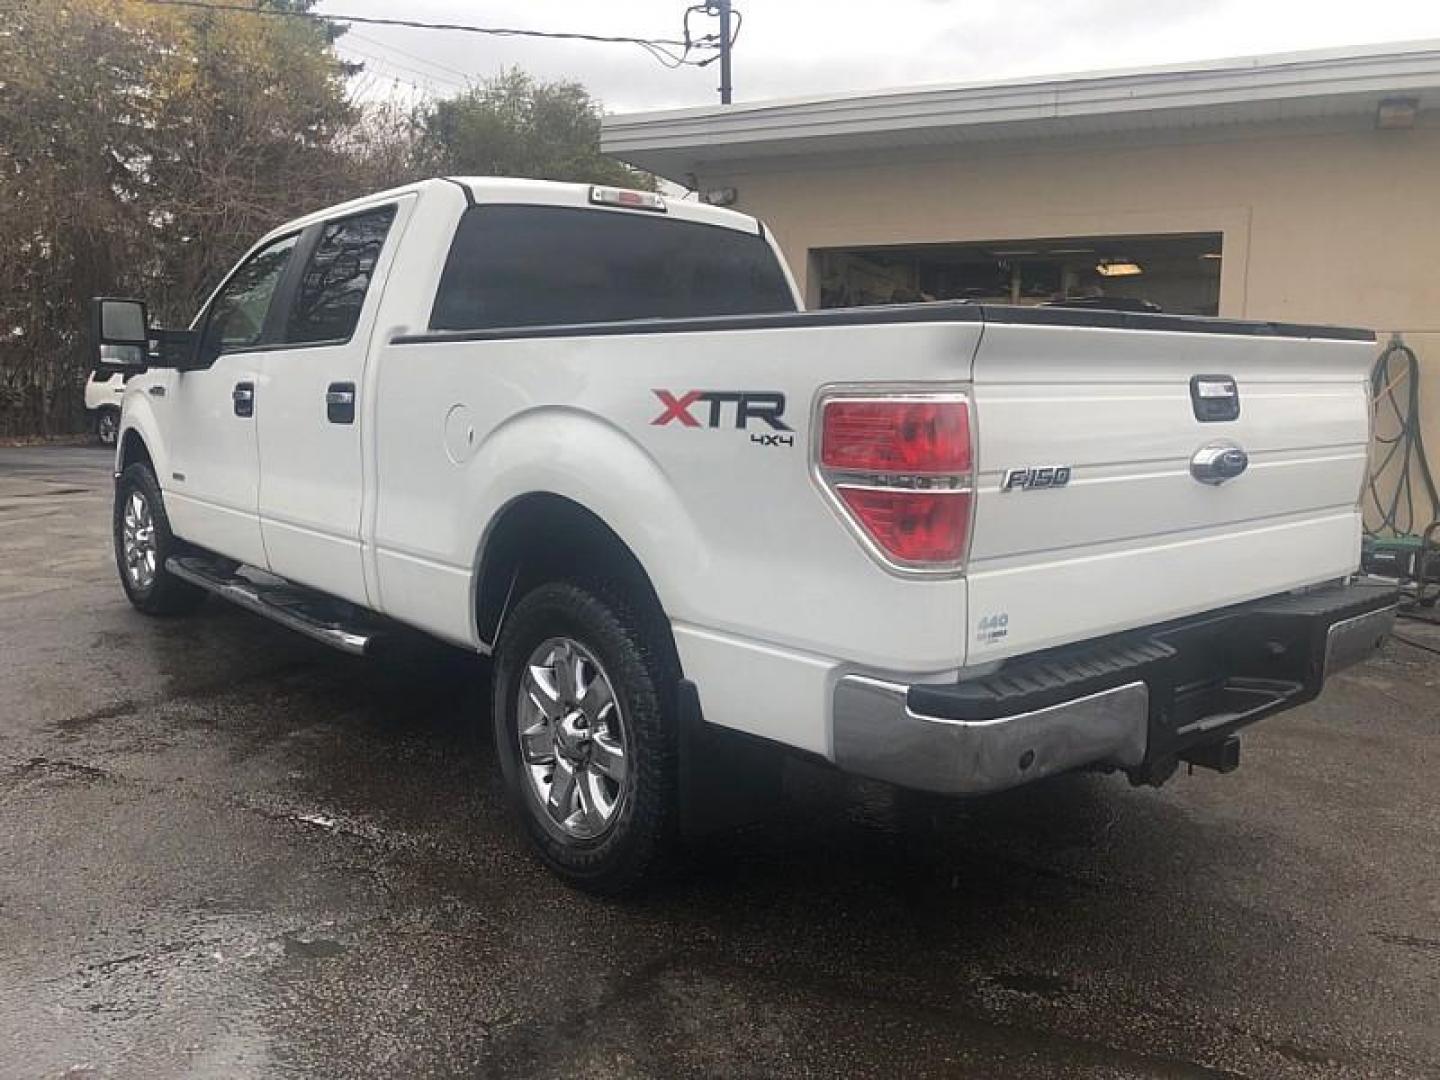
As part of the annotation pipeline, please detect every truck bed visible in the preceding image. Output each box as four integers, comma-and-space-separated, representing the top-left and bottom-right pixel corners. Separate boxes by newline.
393, 299, 1373, 345
381, 298, 1375, 752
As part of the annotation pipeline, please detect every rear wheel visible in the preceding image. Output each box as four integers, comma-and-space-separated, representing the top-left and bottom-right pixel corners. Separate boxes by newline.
492, 580, 678, 894
113, 463, 205, 616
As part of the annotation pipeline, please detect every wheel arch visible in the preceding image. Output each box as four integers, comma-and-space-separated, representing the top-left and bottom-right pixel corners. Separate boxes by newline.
115, 400, 169, 482
473, 492, 677, 666
117, 426, 154, 475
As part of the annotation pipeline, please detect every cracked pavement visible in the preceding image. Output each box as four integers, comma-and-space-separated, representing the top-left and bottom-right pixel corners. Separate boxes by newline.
0, 445, 1437, 1078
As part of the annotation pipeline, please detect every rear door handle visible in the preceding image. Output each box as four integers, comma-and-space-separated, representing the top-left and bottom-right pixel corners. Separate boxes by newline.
232, 381, 254, 418
326, 382, 356, 425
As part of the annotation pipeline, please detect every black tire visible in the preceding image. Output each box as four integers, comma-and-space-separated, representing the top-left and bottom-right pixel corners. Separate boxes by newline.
96, 407, 120, 447
113, 463, 206, 616
492, 580, 679, 895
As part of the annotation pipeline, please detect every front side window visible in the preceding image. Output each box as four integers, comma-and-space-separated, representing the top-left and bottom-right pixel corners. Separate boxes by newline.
201, 233, 300, 358
285, 205, 397, 344
429, 205, 796, 332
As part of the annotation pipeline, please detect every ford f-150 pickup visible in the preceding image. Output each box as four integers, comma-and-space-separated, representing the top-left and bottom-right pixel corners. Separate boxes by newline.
91, 177, 1397, 892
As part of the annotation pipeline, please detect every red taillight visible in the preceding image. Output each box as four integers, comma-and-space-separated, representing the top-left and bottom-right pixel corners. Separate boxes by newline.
816, 393, 973, 571
835, 486, 972, 564
821, 399, 971, 474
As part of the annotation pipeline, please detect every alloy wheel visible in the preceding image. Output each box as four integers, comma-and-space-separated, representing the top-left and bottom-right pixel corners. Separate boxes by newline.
517, 637, 629, 840
121, 489, 157, 592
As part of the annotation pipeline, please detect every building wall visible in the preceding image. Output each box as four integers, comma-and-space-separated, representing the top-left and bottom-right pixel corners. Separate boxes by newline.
703, 118, 1440, 532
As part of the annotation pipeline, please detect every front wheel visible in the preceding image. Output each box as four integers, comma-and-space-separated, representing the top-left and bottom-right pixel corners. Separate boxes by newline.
96, 408, 119, 447
492, 580, 679, 894
113, 463, 205, 616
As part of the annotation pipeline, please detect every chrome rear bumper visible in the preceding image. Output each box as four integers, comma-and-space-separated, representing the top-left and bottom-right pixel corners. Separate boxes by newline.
1324, 602, 1398, 678
831, 579, 1397, 796
833, 677, 1149, 795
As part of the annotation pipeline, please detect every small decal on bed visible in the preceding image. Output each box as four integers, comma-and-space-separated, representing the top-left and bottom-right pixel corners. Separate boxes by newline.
977, 612, 1009, 645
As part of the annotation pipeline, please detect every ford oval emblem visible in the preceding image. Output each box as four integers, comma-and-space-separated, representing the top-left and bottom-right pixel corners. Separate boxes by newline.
1190, 441, 1249, 485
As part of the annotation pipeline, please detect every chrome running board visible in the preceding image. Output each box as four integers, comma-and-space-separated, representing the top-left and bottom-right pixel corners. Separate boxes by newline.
167, 554, 381, 655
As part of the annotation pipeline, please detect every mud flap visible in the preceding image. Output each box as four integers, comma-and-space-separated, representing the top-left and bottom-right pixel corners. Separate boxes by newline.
676, 679, 785, 838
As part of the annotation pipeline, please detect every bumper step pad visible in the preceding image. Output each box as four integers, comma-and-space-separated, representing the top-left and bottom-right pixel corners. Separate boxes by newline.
909, 637, 1175, 722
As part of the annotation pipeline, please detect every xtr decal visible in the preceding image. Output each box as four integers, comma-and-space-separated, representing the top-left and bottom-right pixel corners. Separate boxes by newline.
651, 389, 792, 432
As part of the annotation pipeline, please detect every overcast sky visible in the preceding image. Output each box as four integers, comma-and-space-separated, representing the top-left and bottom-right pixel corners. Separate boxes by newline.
317, 0, 1440, 113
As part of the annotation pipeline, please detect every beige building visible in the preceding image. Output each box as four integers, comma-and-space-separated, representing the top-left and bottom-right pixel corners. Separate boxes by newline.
604, 42, 1440, 531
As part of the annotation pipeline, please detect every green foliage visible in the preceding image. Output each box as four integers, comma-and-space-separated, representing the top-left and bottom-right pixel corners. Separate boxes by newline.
417, 70, 654, 189
0, 6, 647, 435
0, 0, 359, 433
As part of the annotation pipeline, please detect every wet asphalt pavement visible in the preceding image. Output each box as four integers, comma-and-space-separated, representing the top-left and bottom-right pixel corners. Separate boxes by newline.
0, 444, 1437, 1079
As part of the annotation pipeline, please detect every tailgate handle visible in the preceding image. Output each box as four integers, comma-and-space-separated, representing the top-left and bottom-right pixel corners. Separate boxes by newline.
1191, 441, 1249, 485
1190, 374, 1239, 422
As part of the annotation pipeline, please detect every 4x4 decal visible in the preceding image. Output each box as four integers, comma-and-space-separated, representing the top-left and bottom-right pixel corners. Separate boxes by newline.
650, 389, 792, 432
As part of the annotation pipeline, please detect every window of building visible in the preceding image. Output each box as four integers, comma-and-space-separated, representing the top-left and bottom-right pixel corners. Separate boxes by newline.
285, 205, 397, 345
430, 205, 797, 332
813, 234, 1223, 316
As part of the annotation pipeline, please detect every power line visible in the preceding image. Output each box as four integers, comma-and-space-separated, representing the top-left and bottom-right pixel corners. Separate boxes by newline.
336, 41, 470, 93
135, 0, 723, 68
346, 68, 442, 102
340, 54, 459, 96
346, 30, 474, 84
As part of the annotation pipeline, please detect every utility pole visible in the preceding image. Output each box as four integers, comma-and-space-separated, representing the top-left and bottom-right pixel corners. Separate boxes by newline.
715, 0, 733, 104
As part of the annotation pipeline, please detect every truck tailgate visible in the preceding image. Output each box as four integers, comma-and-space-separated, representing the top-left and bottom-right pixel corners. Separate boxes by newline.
966, 322, 1374, 662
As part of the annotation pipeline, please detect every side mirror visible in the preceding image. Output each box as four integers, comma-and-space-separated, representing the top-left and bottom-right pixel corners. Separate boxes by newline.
89, 297, 202, 372
90, 297, 149, 374
154, 328, 202, 370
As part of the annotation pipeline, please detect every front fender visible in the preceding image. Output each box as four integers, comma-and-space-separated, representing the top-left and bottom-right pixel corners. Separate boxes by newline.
116, 385, 171, 481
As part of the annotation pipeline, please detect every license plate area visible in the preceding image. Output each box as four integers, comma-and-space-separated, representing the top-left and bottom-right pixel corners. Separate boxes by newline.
1171, 675, 1304, 738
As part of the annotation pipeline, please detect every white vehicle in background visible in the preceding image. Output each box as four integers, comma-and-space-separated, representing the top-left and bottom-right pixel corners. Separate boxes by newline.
85, 358, 128, 445
91, 177, 1397, 893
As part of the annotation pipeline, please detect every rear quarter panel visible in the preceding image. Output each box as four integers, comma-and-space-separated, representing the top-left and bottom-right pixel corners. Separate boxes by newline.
369, 322, 982, 753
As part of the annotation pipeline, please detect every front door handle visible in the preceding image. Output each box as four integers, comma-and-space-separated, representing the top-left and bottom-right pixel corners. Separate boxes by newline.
326, 382, 356, 424
232, 381, 254, 418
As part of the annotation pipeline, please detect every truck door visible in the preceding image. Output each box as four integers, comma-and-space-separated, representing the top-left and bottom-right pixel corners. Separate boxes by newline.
254, 199, 407, 607
166, 232, 301, 569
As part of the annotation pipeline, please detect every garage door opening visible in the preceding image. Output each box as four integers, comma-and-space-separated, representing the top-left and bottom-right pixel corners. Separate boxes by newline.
814, 233, 1222, 315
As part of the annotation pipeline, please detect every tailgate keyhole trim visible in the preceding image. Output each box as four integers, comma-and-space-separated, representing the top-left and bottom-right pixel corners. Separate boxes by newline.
1190, 440, 1249, 485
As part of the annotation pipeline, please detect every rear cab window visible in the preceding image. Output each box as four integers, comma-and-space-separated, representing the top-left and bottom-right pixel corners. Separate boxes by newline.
429, 204, 796, 332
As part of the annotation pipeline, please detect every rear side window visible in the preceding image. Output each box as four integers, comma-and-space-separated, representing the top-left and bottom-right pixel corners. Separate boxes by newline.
285, 205, 397, 344
429, 205, 796, 331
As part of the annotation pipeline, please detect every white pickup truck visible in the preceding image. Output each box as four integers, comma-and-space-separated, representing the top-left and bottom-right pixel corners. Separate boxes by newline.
93, 177, 1396, 892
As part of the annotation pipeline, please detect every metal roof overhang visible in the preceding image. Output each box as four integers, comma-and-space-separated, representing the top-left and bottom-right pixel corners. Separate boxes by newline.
601, 41, 1440, 179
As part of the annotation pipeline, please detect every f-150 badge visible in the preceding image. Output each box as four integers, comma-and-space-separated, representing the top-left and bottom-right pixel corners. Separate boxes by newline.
1001, 465, 1072, 491
651, 390, 793, 446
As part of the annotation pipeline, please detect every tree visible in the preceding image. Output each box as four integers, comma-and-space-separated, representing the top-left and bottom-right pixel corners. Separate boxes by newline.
416, 70, 654, 190
0, 5, 648, 436
139, 0, 360, 321
0, 0, 356, 435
